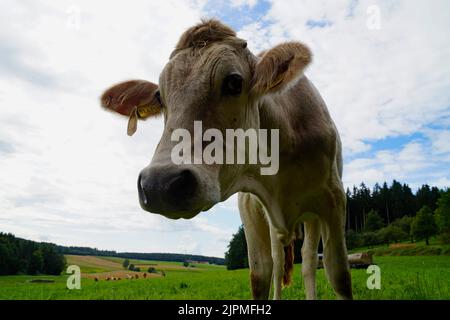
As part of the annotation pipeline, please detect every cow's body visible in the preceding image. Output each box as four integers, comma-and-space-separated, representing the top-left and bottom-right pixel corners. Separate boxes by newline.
100, 19, 352, 300
238, 76, 350, 299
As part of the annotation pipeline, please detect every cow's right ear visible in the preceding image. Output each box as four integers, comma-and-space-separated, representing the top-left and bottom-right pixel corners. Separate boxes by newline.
251, 42, 312, 96
100, 80, 162, 136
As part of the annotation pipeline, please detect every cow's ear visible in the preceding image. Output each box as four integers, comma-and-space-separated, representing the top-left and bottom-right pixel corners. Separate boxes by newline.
100, 80, 162, 136
251, 42, 312, 96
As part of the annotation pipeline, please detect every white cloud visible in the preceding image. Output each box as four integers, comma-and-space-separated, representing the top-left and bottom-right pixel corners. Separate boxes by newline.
1, 0, 449, 257
230, 0, 258, 8
239, 0, 450, 155
0, 0, 241, 257
343, 140, 450, 190
424, 129, 450, 155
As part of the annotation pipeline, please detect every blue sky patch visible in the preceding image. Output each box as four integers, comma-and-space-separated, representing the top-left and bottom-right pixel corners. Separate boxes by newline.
204, 0, 271, 30
344, 132, 427, 163
346, 0, 360, 18
306, 18, 334, 29
0, 140, 14, 154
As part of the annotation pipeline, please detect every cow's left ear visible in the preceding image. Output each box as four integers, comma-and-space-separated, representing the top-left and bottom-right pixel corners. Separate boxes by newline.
100, 80, 162, 136
251, 42, 312, 96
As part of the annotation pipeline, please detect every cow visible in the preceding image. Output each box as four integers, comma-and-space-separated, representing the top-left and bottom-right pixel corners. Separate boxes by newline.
100, 19, 352, 300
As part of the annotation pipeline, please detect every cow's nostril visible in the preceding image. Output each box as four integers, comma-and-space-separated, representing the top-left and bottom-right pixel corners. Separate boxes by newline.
167, 170, 197, 201
138, 168, 199, 213
137, 173, 148, 205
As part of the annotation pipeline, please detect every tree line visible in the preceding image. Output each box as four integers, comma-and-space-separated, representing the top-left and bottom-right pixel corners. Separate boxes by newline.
346, 186, 450, 249
346, 180, 441, 231
345, 181, 450, 249
225, 181, 450, 269
0, 233, 65, 275
0, 234, 226, 276
57, 246, 225, 265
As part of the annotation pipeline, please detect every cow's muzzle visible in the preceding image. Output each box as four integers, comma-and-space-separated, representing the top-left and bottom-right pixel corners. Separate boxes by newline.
138, 167, 204, 219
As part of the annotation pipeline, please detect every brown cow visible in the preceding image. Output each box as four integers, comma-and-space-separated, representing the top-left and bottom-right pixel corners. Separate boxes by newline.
100, 19, 351, 300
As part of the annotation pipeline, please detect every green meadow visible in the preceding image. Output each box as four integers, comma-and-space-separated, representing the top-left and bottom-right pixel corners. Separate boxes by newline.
0, 255, 449, 300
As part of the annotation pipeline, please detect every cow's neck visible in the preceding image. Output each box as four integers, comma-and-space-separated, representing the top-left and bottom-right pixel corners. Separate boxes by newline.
241, 76, 332, 243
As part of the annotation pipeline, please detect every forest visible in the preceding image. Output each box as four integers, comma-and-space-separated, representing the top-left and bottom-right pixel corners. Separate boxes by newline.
345, 180, 441, 231
0, 233, 65, 275
225, 180, 450, 269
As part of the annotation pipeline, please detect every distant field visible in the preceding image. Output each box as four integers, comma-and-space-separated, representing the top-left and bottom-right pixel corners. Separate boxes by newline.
101, 256, 224, 270
101, 256, 183, 266
0, 255, 449, 300
65, 255, 122, 273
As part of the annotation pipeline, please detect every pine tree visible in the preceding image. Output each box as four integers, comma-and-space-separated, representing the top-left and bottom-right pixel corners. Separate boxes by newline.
224, 226, 248, 270
411, 206, 438, 245
28, 250, 44, 275
364, 210, 384, 232
435, 189, 450, 243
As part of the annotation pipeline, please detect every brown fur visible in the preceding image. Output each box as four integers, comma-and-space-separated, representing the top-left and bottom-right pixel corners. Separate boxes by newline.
282, 241, 295, 287
252, 42, 312, 95
170, 19, 237, 59
100, 80, 160, 117
250, 271, 268, 300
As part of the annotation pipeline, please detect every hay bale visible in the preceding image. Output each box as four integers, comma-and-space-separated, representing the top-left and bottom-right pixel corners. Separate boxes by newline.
317, 252, 373, 269
348, 252, 373, 265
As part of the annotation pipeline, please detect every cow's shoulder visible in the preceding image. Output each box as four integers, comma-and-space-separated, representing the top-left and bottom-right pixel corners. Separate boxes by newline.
284, 77, 338, 157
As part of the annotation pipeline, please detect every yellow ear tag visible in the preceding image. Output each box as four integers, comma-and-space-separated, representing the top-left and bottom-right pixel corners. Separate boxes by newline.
137, 105, 153, 118
127, 106, 138, 136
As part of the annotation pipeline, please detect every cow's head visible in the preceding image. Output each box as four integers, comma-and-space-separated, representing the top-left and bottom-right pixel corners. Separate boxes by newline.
100, 19, 311, 219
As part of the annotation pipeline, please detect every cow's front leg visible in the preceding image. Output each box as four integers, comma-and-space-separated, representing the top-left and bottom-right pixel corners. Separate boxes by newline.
301, 219, 321, 300
239, 193, 273, 300
320, 206, 353, 300
270, 226, 285, 300
247, 238, 273, 300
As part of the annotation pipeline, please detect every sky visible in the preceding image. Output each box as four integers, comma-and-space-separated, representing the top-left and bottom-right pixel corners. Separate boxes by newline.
0, 0, 449, 257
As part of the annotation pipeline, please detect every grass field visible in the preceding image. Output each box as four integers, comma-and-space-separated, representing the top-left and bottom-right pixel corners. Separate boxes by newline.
0, 255, 449, 300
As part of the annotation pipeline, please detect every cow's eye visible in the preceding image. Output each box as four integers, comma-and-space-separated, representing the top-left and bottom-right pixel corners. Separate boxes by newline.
155, 90, 162, 105
222, 73, 243, 96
